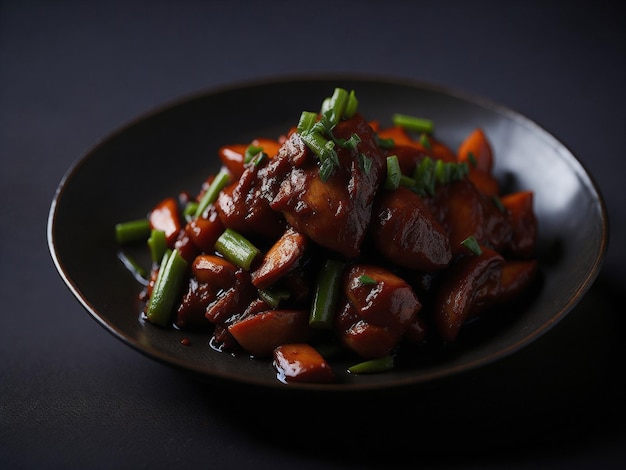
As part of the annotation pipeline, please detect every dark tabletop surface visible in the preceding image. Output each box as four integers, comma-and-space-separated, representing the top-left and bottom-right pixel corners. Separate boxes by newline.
2, 1, 625, 469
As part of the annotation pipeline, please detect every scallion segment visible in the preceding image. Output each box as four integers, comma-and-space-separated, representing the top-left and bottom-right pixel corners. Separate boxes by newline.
115, 218, 151, 245
297, 111, 318, 134
411, 157, 468, 196
258, 287, 291, 308
214, 228, 260, 270
309, 259, 345, 329
297, 88, 359, 183
326, 87, 349, 125
376, 135, 395, 149
461, 235, 483, 256
145, 249, 188, 327
348, 355, 394, 374
344, 89, 359, 118
194, 168, 231, 218
492, 196, 505, 213
385, 155, 401, 190
183, 201, 199, 222
392, 113, 434, 134
358, 274, 377, 285
300, 131, 336, 162
244, 145, 265, 164
147, 229, 168, 264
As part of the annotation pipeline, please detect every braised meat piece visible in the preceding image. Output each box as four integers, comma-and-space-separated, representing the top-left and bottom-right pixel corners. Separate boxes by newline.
265, 114, 386, 258
369, 186, 452, 272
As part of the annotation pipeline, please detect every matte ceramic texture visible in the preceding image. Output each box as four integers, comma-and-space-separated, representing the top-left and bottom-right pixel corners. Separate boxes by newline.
48, 76, 608, 393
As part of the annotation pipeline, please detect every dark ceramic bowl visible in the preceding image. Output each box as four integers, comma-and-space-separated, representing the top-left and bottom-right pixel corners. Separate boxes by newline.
48, 76, 608, 393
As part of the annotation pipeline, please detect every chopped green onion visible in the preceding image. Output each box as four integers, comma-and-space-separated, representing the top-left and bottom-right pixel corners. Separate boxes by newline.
311, 114, 333, 136
410, 158, 469, 196
318, 157, 337, 182
413, 156, 436, 196
434, 159, 450, 184
420, 133, 432, 150
309, 259, 345, 329
454, 161, 470, 179
250, 151, 267, 167
258, 287, 291, 308
385, 155, 401, 190
358, 274, 377, 285
359, 153, 372, 174
399, 174, 416, 188
115, 218, 151, 245
298, 88, 361, 182
376, 136, 395, 149
348, 355, 394, 374
339, 133, 361, 150
326, 87, 349, 125
344, 89, 359, 118
392, 113, 434, 133
297, 111, 318, 134
244, 145, 264, 163
492, 196, 506, 213
145, 249, 188, 327
194, 168, 231, 218
214, 228, 260, 270
147, 229, 168, 264
467, 151, 478, 168
320, 97, 332, 115
461, 235, 483, 256
183, 201, 199, 222
300, 131, 336, 162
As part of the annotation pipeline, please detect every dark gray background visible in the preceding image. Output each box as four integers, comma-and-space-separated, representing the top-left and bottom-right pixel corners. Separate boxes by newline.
2, 1, 625, 469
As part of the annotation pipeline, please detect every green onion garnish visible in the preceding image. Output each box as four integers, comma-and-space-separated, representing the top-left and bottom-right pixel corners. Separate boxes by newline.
344, 89, 359, 118
358, 274, 377, 285
461, 235, 483, 256
258, 287, 291, 308
492, 196, 505, 213
385, 155, 401, 190
309, 259, 345, 329
147, 229, 168, 264
359, 153, 372, 174
392, 113, 434, 133
194, 168, 231, 218
297, 111, 318, 133
467, 151, 478, 168
297, 88, 360, 182
145, 249, 188, 327
214, 228, 260, 270
115, 218, 151, 245
348, 355, 394, 374
376, 135, 395, 149
244, 144, 264, 163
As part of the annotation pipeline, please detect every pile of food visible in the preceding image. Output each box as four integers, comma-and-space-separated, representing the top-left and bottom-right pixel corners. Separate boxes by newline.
116, 88, 538, 384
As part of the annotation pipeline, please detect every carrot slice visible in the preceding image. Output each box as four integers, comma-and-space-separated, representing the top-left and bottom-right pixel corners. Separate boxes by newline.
501, 191, 537, 258
458, 128, 493, 173
227, 310, 311, 357
149, 197, 181, 246
192, 255, 237, 289
250, 227, 308, 290
273, 343, 334, 383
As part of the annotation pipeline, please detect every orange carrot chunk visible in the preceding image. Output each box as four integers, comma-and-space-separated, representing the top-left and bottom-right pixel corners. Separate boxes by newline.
273, 343, 334, 383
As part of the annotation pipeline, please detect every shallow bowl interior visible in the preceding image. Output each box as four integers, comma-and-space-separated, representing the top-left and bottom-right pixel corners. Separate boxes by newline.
48, 76, 608, 393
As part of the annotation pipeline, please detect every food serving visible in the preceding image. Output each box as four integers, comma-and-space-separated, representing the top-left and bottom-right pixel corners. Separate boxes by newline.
115, 87, 538, 384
